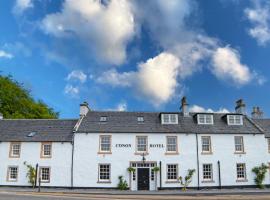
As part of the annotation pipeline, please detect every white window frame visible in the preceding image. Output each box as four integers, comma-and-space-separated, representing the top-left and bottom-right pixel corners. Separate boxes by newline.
197, 114, 214, 125
39, 167, 50, 183
7, 166, 18, 182
98, 164, 111, 182
41, 142, 52, 158
99, 135, 111, 153
202, 164, 213, 181
227, 115, 243, 125
136, 136, 148, 153
236, 163, 246, 180
100, 116, 107, 122
234, 136, 244, 153
137, 116, 144, 123
166, 164, 178, 181
166, 136, 178, 153
9, 142, 21, 158
161, 114, 178, 124
201, 136, 212, 153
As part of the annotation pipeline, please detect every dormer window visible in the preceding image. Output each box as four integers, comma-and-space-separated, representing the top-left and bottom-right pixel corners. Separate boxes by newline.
227, 115, 243, 125
197, 114, 213, 125
137, 116, 144, 123
100, 116, 107, 122
161, 114, 178, 124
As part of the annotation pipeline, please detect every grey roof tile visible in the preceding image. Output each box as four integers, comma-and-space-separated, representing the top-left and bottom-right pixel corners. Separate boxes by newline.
253, 119, 270, 137
0, 119, 77, 142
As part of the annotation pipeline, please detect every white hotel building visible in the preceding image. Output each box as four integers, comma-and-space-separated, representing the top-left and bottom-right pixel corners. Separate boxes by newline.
1, 98, 270, 191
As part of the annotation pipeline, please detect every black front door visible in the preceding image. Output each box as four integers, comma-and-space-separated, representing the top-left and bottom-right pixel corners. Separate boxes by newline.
137, 168, 149, 190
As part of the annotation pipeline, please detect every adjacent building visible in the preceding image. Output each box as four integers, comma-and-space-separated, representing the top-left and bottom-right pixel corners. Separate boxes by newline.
1, 98, 270, 190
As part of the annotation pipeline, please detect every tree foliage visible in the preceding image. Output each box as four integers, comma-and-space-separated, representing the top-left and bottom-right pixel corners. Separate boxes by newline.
179, 169, 196, 191
0, 75, 59, 119
24, 162, 36, 188
252, 163, 268, 189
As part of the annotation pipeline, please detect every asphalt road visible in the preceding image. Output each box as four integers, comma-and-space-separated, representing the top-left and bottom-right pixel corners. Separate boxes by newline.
2, 192, 270, 200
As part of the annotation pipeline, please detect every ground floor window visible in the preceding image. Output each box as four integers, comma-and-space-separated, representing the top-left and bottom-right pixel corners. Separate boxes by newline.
236, 163, 246, 180
167, 164, 178, 181
7, 166, 18, 182
40, 167, 50, 182
202, 164, 213, 181
99, 164, 110, 182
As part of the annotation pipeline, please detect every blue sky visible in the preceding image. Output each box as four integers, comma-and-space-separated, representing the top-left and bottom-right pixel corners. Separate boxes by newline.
0, 0, 270, 118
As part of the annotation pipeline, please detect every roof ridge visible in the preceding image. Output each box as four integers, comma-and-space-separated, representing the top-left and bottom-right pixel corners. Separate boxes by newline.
0, 119, 78, 121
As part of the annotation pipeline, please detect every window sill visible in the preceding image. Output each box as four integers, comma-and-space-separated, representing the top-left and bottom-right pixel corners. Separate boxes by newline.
201, 152, 213, 155
41, 181, 50, 183
97, 152, 112, 155
165, 152, 179, 155
236, 179, 248, 182
97, 181, 111, 184
165, 180, 179, 183
40, 156, 52, 159
135, 152, 149, 155
201, 180, 215, 183
7, 180, 17, 182
9, 156, 20, 158
234, 152, 246, 155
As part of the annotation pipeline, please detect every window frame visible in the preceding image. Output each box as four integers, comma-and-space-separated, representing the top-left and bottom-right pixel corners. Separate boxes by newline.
100, 116, 107, 122
9, 142, 21, 158
99, 135, 112, 154
201, 136, 212, 154
202, 163, 213, 181
227, 115, 243, 126
135, 136, 148, 154
236, 163, 247, 181
137, 116, 144, 123
161, 114, 178, 124
39, 166, 51, 183
98, 164, 111, 183
234, 136, 245, 153
166, 136, 178, 154
197, 114, 214, 125
40, 142, 52, 158
166, 164, 178, 182
7, 166, 19, 182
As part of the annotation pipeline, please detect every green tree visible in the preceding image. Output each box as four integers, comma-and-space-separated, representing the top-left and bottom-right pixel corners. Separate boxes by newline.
0, 75, 59, 119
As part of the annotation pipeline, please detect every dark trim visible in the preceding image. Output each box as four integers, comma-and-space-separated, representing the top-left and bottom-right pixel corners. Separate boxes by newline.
71, 131, 75, 189
217, 161, 221, 189
159, 161, 162, 190
195, 133, 200, 190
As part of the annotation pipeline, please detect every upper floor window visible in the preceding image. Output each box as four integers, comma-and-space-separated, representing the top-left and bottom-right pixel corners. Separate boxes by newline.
7, 166, 18, 182
99, 135, 111, 153
234, 136, 244, 153
136, 136, 147, 153
227, 115, 243, 125
100, 116, 107, 122
166, 136, 178, 153
161, 114, 178, 124
40, 167, 50, 183
98, 164, 111, 182
202, 164, 213, 181
201, 136, 212, 153
197, 114, 213, 125
167, 164, 178, 181
236, 163, 246, 180
41, 142, 52, 158
9, 142, 21, 158
137, 116, 144, 123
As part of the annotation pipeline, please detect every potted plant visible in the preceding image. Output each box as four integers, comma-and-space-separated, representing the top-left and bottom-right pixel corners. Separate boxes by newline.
152, 166, 160, 190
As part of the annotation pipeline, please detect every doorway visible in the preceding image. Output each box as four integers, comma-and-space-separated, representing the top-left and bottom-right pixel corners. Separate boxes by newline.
137, 168, 149, 190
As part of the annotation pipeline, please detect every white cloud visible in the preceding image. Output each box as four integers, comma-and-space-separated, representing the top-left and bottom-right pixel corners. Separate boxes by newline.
41, 0, 135, 65
97, 52, 180, 106
211, 46, 254, 85
108, 102, 127, 111
64, 84, 79, 97
245, 1, 270, 45
0, 50, 14, 59
13, 0, 33, 15
66, 70, 87, 83
189, 105, 230, 113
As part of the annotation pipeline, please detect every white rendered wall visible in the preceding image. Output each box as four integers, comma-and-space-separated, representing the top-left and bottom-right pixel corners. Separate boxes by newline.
73, 133, 269, 189
0, 142, 72, 187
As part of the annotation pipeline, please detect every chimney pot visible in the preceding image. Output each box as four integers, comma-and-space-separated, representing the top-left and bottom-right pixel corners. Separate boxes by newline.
235, 99, 246, 115
251, 106, 263, 119
80, 102, 90, 116
180, 96, 189, 117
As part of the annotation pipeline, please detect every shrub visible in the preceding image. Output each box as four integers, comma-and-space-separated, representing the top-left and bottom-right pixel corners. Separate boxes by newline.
117, 176, 128, 190
252, 163, 268, 189
24, 162, 36, 188
179, 169, 195, 191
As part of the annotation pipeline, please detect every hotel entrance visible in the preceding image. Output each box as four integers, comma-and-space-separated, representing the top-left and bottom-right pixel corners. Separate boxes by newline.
130, 162, 157, 191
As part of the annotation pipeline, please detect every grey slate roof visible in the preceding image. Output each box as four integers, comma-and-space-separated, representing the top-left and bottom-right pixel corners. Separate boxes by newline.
253, 119, 270, 138
77, 111, 263, 134
0, 119, 77, 142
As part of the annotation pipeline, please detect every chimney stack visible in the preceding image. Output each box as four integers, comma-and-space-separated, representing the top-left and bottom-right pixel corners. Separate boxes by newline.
80, 102, 90, 116
180, 96, 189, 117
235, 99, 246, 115
251, 106, 264, 119
0, 113, 3, 120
